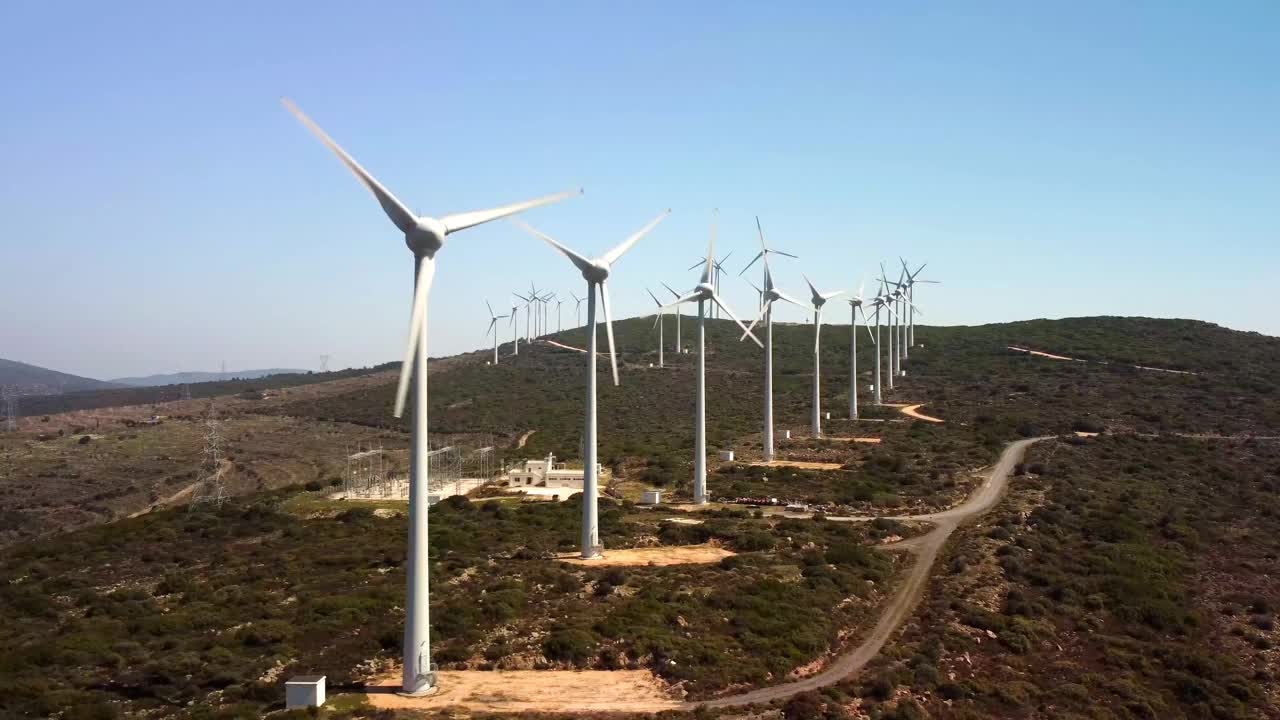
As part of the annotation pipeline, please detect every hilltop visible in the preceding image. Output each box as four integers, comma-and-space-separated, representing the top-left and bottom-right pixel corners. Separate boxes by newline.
109, 369, 309, 387
0, 358, 121, 394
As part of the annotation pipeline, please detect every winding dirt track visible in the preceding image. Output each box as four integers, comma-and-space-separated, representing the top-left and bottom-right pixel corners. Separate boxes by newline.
370, 438, 1043, 714
900, 403, 945, 423
695, 437, 1041, 709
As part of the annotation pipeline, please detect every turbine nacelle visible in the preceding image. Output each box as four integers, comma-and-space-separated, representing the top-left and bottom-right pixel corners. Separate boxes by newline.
405, 217, 448, 256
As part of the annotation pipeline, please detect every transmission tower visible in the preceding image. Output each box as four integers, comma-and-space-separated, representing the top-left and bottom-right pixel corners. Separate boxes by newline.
181, 383, 192, 401
320, 354, 331, 373
2, 387, 17, 432
189, 404, 227, 511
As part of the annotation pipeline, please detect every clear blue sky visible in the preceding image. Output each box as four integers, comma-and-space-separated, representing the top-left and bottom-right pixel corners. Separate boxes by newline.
1, 1, 1276, 379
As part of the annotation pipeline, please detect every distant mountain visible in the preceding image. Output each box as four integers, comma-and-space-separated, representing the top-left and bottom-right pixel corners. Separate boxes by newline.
0, 358, 122, 394
109, 369, 308, 387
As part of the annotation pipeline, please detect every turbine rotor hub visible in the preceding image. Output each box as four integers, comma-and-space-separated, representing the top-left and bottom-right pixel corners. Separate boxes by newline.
405, 217, 447, 256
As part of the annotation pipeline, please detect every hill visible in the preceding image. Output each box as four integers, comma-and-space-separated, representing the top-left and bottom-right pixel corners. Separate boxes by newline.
0, 316, 1277, 719
0, 358, 120, 394
109, 368, 308, 387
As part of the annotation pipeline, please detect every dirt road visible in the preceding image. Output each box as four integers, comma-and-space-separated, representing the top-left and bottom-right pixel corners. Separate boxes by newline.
370, 438, 1043, 713
900, 404, 944, 423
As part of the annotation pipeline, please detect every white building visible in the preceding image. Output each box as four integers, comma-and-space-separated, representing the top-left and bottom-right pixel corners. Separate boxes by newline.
501, 452, 608, 490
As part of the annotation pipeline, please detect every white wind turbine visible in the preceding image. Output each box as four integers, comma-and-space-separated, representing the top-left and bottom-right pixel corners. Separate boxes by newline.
509, 296, 522, 355
801, 274, 844, 437
661, 281, 684, 355
661, 213, 762, 503
484, 300, 509, 365
865, 280, 891, 404
646, 288, 666, 368
845, 280, 875, 419
283, 99, 577, 696
512, 211, 670, 558
571, 291, 585, 327
738, 217, 801, 461
554, 295, 565, 333
899, 258, 938, 348
689, 251, 735, 319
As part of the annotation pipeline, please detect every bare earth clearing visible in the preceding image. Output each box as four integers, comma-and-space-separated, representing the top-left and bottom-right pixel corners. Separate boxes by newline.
750, 459, 845, 470
362, 438, 1042, 713
557, 544, 734, 567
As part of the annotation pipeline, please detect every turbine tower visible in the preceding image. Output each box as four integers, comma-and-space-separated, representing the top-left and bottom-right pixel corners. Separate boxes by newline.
662, 281, 684, 355
509, 296, 522, 355
739, 217, 801, 462
571, 291, 585, 327
899, 259, 938, 348
284, 99, 577, 695
512, 211, 670, 558
802, 274, 843, 438
484, 300, 509, 364
866, 283, 890, 405
662, 212, 761, 504
646, 288, 666, 368
846, 280, 873, 419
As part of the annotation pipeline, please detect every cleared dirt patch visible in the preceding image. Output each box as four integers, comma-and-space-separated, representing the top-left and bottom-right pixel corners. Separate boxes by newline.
824, 437, 883, 444
364, 669, 682, 712
558, 544, 734, 567
751, 460, 844, 470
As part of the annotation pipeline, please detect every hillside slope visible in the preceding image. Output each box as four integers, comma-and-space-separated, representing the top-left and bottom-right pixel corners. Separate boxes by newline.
109, 368, 307, 387
0, 358, 120, 394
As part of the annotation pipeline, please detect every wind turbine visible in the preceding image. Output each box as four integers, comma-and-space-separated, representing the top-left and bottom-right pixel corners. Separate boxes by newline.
661, 212, 762, 504
802, 274, 844, 437
878, 265, 901, 385
283, 99, 577, 696
509, 296, 522, 355
845, 280, 874, 419
512, 211, 670, 558
646, 288, 666, 368
484, 300, 508, 365
865, 279, 892, 404
571, 291, 585, 327
661, 281, 684, 354
738, 218, 803, 461
899, 259, 938, 348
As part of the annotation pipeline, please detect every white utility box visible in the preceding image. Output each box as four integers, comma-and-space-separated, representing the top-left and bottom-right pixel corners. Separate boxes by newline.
718, 450, 734, 462
640, 490, 662, 505
783, 430, 791, 439
286, 675, 326, 709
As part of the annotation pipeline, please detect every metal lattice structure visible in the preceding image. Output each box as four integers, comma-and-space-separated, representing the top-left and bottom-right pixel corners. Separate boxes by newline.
188, 405, 227, 510
2, 387, 17, 432
341, 437, 502, 500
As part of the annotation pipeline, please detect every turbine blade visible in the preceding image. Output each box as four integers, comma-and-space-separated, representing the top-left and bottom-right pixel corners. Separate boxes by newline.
739, 251, 764, 276
658, 291, 700, 313
282, 98, 418, 235
687, 258, 708, 271
442, 188, 581, 234
772, 249, 799, 259
821, 290, 845, 301
814, 308, 822, 352
510, 219, 596, 276
740, 303, 766, 341
393, 257, 435, 418
661, 281, 682, 299
602, 209, 671, 265
646, 288, 662, 306
802, 273, 821, 305
858, 306, 875, 341
774, 289, 808, 310
485, 298, 495, 317
701, 210, 717, 285
711, 293, 762, 347
601, 281, 620, 386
